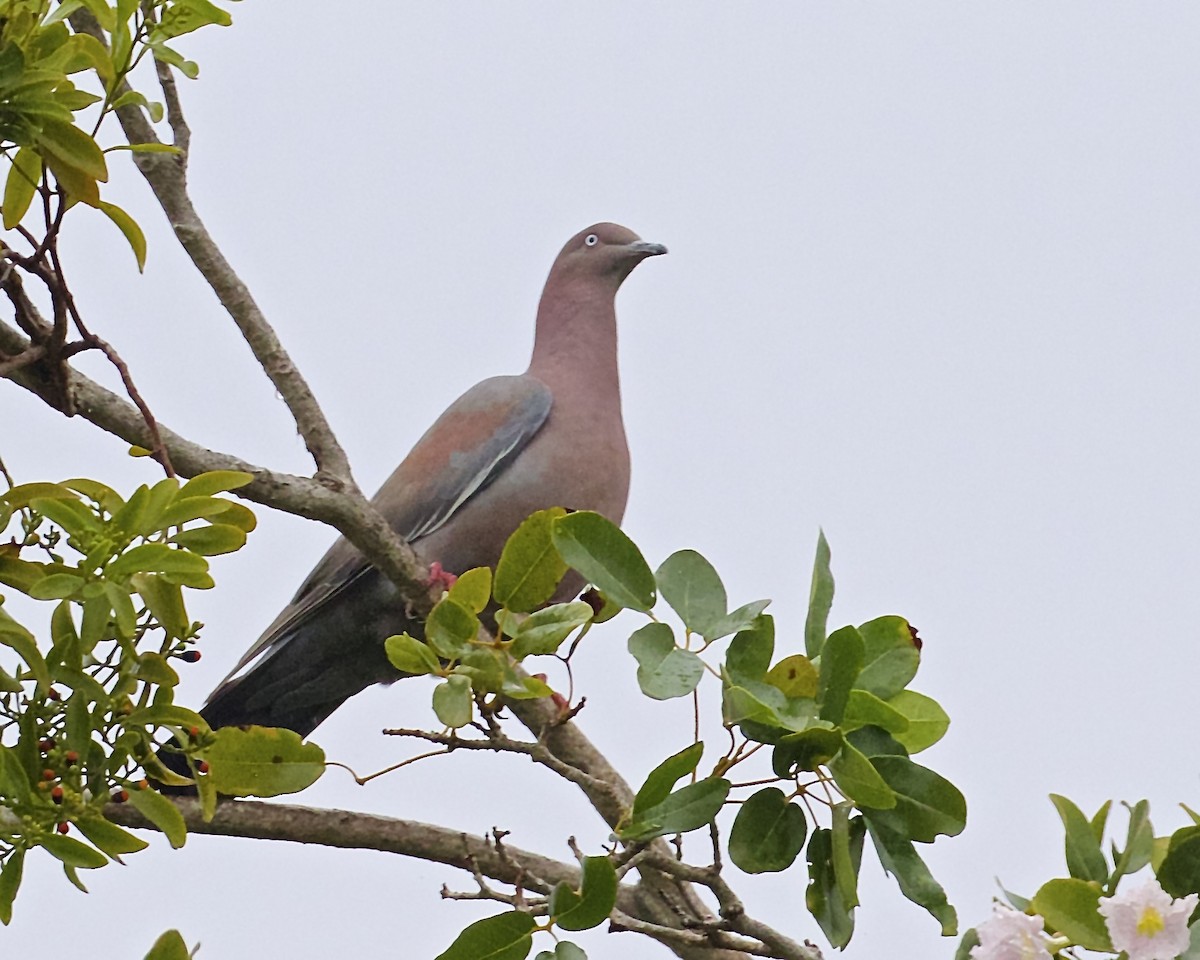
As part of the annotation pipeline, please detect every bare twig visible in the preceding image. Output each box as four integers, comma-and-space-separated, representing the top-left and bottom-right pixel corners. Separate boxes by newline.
383, 727, 618, 800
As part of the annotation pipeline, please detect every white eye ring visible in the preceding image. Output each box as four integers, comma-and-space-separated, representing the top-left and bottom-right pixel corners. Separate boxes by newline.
584, 234, 598, 247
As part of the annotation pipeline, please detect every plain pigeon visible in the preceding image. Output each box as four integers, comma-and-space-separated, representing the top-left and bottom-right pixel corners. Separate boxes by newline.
199, 223, 666, 737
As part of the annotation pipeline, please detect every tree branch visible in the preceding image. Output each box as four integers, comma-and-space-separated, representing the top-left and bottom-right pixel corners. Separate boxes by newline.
71, 11, 354, 490
104, 796, 594, 901
0, 314, 432, 610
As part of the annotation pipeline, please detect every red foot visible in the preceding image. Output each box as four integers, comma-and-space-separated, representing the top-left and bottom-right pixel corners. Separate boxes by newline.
423, 561, 458, 592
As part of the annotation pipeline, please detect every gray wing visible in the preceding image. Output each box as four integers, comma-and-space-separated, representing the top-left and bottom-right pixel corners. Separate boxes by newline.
212, 375, 553, 691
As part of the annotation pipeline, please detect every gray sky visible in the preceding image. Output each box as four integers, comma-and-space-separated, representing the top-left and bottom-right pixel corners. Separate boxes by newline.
4, 3, 1200, 957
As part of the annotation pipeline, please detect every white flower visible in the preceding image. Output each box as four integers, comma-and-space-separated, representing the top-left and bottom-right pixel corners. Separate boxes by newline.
1098, 878, 1198, 960
970, 904, 1053, 960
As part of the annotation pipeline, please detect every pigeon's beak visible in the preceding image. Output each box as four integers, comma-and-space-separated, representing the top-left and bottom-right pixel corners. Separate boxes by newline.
625, 240, 668, 258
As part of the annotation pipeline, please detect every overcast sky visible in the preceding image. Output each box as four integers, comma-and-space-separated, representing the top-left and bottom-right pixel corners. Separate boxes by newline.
4, 3, 1200, 958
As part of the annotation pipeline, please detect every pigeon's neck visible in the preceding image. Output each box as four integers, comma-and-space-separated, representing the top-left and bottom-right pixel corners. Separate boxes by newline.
527, 280, 621, 399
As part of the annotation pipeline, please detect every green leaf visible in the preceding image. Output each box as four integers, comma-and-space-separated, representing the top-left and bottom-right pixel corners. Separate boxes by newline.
828, 742, 896, 810
149, 43, 199, 80
806, 826, 859, 948
109, 543, 208, 579
28, 572, 84, 600
0, 556, 48, 594
804, 530, 834, 658
129, 652, 177, 689
125, 787, 187, 848
632, 742, 703, 816
772, 727, 843, 777
433, 675, 473, 728
534, 945, 586, 960
178, 471, 254, 498
510, 601, 592, 658
39, 833, 108, 869
384, 634, 441, 675
842, 689, 909, 735
493, 507, 568, 612
831, 803, 862, 909
725, 613, 774, 680
201, 726, 325, 798
0, 849, 24, 925
1090, 799, 1112, 843
131, 573, 188, 639
551, 511, 655, 612
125, 704, 208, 732
157, 495, 232, 527
1111, 799, 1153, 886
728, 787, 807, 873
549, 856, 618, 931
655, 549, 727, 637
620, 778, 730, 841
863, 813, 958, 936
2, 481, 79, 507
96, 200, 146, 271
143, 930, 190, 960
1029, 877, 1111, 950
628, 622, 703, 700
435, 911, 536, 960
425, 598, 479, 658
1049, 794, 1108, 884
169, 523, 247, 556
765, 654, 818, 699
448, 567, 491, 613
704, 599, 772, 643
31, 495, 101, 536
74, 816, 148, 857
854, 616, 920, 700
36, 119, 108, 181
3, 147, 41, 229
954, 930, 981, 960
0, 610, 50, 687
887, 691, 950, 753
871, 756, 966, 841
817, 625, 864, 724
154, 0, 233, 40
1158, 826, 1200, 898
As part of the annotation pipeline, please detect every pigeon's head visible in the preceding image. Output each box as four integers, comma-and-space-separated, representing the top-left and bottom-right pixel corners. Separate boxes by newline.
551, 222, 668, 289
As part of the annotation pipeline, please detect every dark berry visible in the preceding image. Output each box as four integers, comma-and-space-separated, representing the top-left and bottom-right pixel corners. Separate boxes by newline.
180, 650, 201, 663
47, 688, 61, 701
111, 789, 129, 804
197, 760, 210, 774
50, 786, 63, 804
64, 751, 78, 766
56, 822, 69, 834
38, 738, 55, 752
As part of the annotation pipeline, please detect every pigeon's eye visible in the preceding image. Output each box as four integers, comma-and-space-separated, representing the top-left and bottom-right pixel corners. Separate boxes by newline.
584, 234, 598, 247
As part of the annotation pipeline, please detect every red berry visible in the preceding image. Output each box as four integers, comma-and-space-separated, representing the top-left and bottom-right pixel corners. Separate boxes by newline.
64, 751, 78, 765
42, 769, 56, 781
56, 822, 69, 834
38, 738, 55, 752
137, 779, 149, 791
50, 786, 63, 804
180, 650, 201, 663
188, 726, 200, 739
197, 760, 210, 774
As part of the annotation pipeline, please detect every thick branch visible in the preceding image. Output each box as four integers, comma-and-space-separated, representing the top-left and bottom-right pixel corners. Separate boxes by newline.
104, 797, 596, 900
